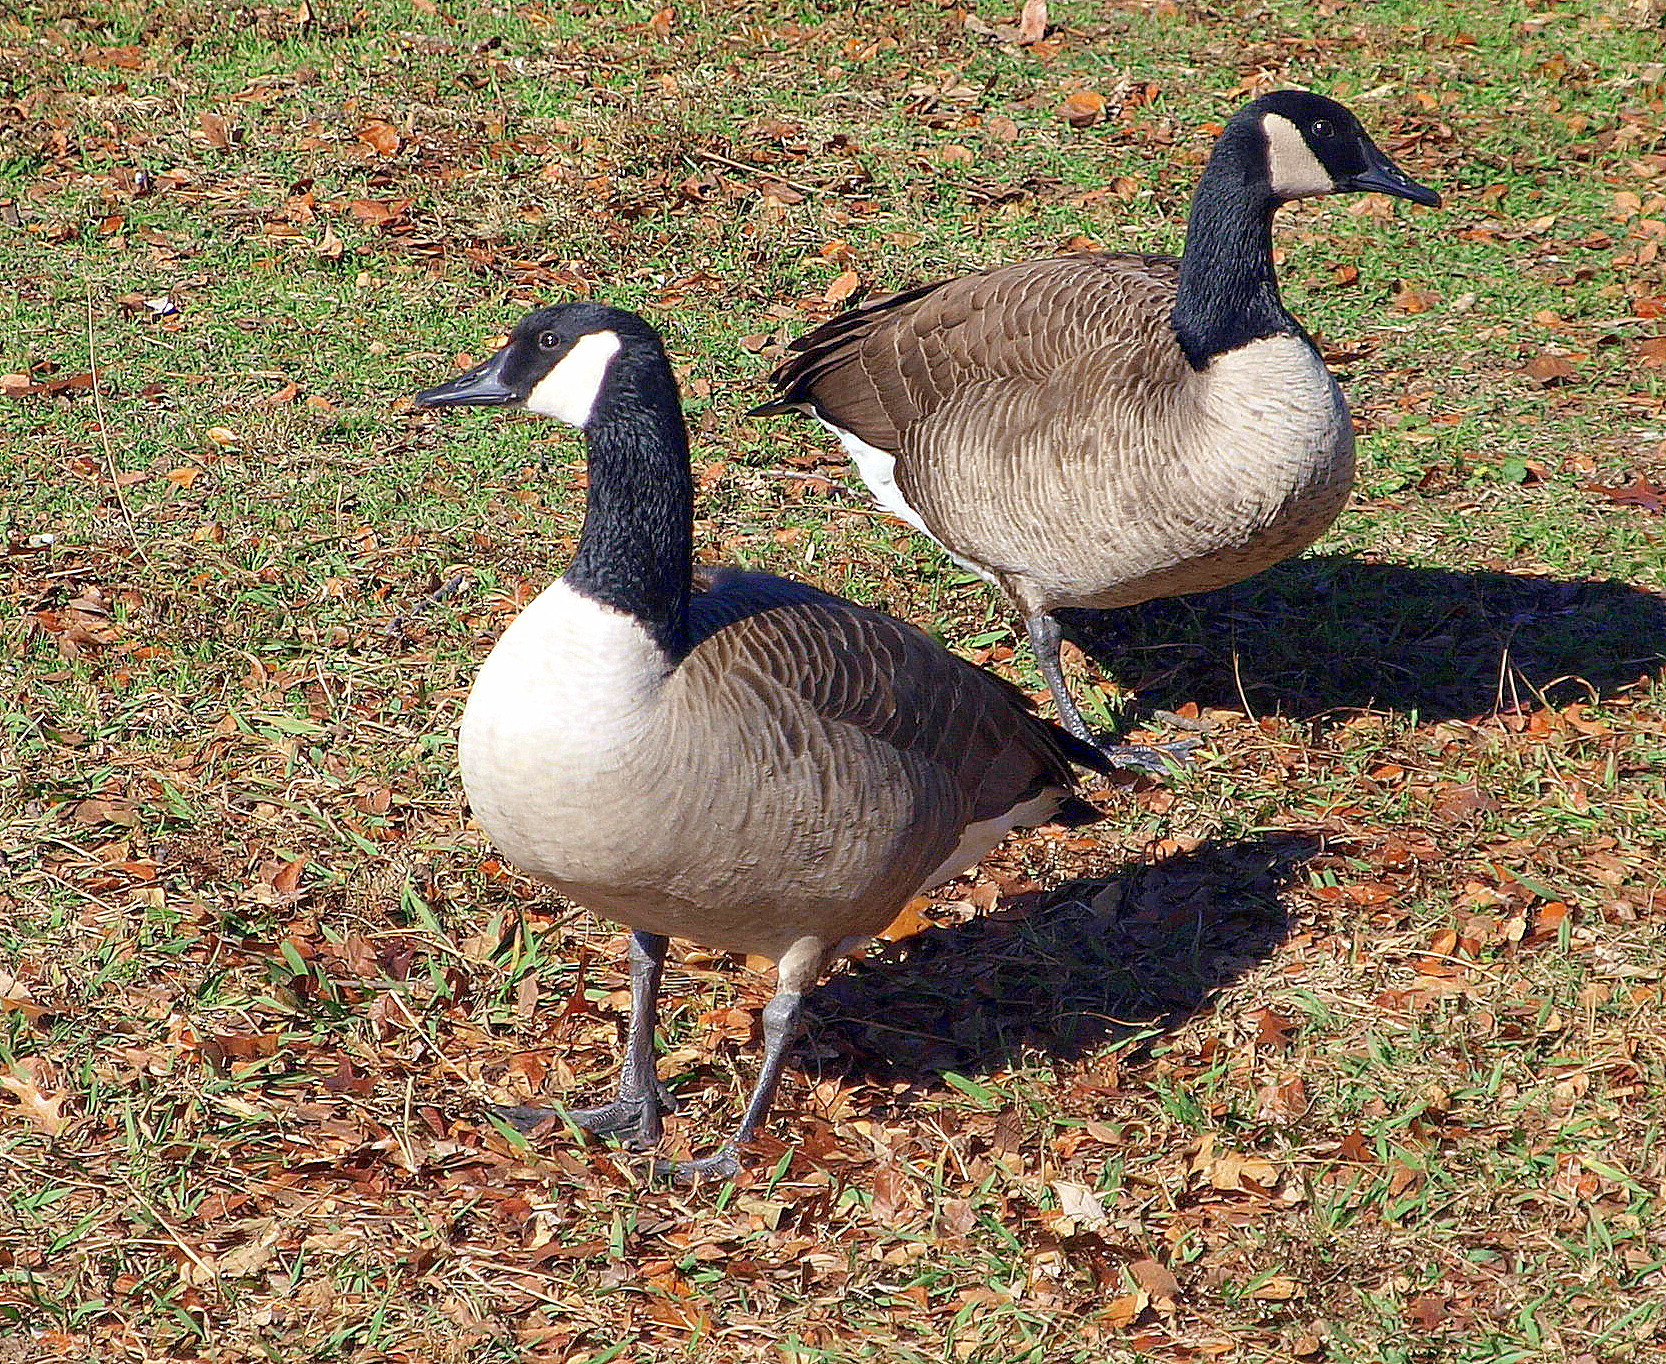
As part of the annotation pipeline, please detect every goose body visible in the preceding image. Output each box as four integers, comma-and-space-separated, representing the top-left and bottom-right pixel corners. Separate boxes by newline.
419, 303, 1106, 1176
461, 573, 1086, 960
758, 92, 1439, 754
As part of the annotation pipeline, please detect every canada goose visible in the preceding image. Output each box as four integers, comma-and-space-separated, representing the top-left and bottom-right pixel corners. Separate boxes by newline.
755, 91, 1440, 764
416, 303, 1109, 1178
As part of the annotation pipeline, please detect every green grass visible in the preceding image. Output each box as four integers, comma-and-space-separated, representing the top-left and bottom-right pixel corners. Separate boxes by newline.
3, 0, 1665, 1360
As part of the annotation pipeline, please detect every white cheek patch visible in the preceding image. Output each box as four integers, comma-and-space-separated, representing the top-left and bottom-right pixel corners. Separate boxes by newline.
524, 330, 623, 426
1263, 113, 1335, 200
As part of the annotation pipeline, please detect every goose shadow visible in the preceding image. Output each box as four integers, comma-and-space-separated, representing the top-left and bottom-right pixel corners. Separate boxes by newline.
801, 833, 1314, 1088
1055, 555, 1666, 722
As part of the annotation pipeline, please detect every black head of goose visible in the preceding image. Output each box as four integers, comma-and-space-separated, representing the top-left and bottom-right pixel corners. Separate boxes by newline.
416, 303, 1109, 1179
755, 91, 1440, 767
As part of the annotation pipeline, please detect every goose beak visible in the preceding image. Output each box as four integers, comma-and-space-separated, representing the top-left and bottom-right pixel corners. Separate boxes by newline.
417, 348, 518, 407
1343, 141, 1442, 208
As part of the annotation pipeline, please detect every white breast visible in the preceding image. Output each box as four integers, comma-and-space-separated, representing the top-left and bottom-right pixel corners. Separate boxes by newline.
819, 417, 1001, 586
458, 580, 666, 880
1201, 333, 1350, 465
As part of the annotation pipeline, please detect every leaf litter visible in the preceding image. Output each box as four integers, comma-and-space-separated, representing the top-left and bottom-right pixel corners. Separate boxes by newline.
1, 0, 1664, 1361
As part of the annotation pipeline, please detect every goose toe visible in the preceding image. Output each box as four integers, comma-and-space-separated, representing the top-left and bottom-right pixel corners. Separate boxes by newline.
653, 1144, 742, 1183
491, 1090, 671, 1148
1096, 736, 1202, 774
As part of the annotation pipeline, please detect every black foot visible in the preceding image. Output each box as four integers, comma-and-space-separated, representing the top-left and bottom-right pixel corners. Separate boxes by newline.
1098, 737, 1201, 774
652, 1145, 741, 1182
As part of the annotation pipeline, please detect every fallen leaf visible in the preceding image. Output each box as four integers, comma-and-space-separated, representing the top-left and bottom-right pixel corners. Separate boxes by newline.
0, 1067, 66, 1134
877, 897, 935, 942
349, 197, 413, 225
356, 120, 401, 156
1585, 474, 1666, 513
1248, 1274, 1304, 1301
0, 971, 46, 1023
1206, 1151, 1280, 1192
198, 111, 234, 151
1051, 1180, 1110, 1230
1252, 1006, 1296, 1049
824, 269, 860, 304
1523, 352, 1576, 385
1018, 0, 1048, 43
1128, 1257, 1179, 1305
1059, 90, 1106, 128
1634, 337, 1666, 367
268, 855, 308, 895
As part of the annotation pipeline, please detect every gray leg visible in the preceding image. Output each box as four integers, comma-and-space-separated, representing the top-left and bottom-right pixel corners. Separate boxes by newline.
658, 987, 804, 1182
1025, 612, 1198, 774
1027, 611, 1094, 743
493, 930, 676, 1147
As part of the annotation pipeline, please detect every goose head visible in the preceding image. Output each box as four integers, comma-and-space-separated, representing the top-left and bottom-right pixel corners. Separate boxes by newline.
416, 302, 669, 428
1241, 90, 1441, 208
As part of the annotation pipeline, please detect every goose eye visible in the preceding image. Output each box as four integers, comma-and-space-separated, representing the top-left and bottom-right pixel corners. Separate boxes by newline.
538, 330, 560, 351
1310, 118, 1335, 139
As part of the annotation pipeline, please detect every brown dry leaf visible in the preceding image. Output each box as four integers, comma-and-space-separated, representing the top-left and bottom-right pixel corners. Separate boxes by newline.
198, 111, 233, 151
1206, 1150, 1279, 1192
1129, 1258, 1180, 1306
1585, 474, 1666, 513
1393, 284, 1430, 313
1523, 352, 1577, 385
0, 970, 46, 1023
166, 466, 201, 488
349, 197, 412, 225
1, 372, 31, 397
1018, 0, 1048, 43
1101, 1291, 1147, 1327
877, 897, 935, 943
1252, 1006, 1296, 1049
1059, 90, 1106, 128
0, 1067, 66, 1134
1433, 783, 1501, 821
649, 6, 675, 41
1249, 1274, 1304, 1301
316, 224, 344, 260
268, 855, 308, 895
356, 120, 401, 156
823, 269, 860, 304
1635, 337, 1666, 367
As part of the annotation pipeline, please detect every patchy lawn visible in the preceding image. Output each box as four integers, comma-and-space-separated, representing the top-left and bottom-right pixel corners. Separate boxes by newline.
2, 1, 1664, 1360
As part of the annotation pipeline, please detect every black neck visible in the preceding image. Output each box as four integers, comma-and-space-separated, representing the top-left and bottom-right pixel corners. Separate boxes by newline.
1170, 120, 1302, 370
563, 344, 694, 656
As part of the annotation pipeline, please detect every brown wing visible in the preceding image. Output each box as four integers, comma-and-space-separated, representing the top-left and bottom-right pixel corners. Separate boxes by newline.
761, 253, 1209, 603
676, 589, 1104, 825
761, 252, 1184, 452
595, 580, 1106, 959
